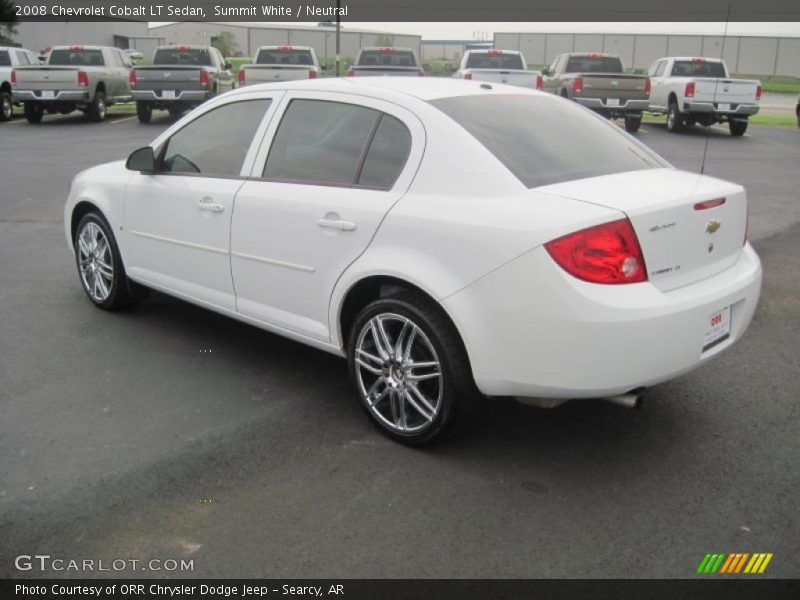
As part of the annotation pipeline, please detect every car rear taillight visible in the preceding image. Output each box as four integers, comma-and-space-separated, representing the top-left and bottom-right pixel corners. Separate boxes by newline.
128, 70, 136, 86
464, 72, 472, 80
545, 219, 647, 284
346, 68, 354, 76
755, 85, 762, 101
572, 76, 583, 94
308, 69, 317, 79
10, 70, 16, 86
536, 75, 543, 90
238, 69, 245, 85
199, 71, 209, 87
644, 77, 651, 96
685, 82, 695, 98
77, 71, 88, 87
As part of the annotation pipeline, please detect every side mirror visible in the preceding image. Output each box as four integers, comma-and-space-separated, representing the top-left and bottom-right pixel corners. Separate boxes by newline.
126, 146, 156, 172
224, 62, 232, 71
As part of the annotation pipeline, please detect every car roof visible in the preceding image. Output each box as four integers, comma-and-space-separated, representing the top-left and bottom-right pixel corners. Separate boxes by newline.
229, 76, 542, 102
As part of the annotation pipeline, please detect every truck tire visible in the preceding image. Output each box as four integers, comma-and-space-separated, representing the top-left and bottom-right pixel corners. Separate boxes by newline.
729, 119, 748, 136
624, 113, 642, 133
24, 101, 43, 123
666, 102, 684, 133
87, 91, 107, 122
136, 101, 152, 123
0, 90, 12, 122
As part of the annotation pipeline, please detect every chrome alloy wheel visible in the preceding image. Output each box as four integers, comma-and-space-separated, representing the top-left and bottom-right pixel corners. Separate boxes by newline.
354, 313, 443, 434
77, 221, 114, 302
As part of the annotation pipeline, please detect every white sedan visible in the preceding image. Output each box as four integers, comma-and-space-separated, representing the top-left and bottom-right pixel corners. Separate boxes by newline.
64, 78, 762, 445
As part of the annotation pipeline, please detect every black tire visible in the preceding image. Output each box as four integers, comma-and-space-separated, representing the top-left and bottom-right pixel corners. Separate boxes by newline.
347, 293, 478, 446
729, 119, 748, 136
560, 89, 569, 99
0, 90, 12, 122
87, 91, 107, 122
24, 101, 43, 123
666, 102, 684, 133
624, 113, 642, 133
73, 212, 134, 310
136, 101, 152, 123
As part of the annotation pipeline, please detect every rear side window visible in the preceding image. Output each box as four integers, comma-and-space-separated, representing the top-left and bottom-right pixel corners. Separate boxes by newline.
671, 60, 726, 78
565, 56, 623, 73
256, 48, 314, 66
0, 51, 11, 66
465, 53, 524, 70
431, 94, 666, 188
153, 48, 213, 66
49, 49, 104, 66
159, 100, 271, 177
358, 50, 417, 68
359, 115, 412, 189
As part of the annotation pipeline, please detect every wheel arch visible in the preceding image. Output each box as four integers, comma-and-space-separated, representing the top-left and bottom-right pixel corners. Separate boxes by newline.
0, 80, 11, 94
70, 200, 106, 245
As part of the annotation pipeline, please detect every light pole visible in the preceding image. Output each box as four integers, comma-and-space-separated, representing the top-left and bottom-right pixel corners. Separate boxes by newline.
335, 0, 341, 76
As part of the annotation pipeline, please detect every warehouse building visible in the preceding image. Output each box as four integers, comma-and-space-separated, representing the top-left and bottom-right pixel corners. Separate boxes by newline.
13, 21, 164, 58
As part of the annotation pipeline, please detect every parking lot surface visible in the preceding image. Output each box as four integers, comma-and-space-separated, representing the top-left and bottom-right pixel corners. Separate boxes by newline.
1, 112, 798, 578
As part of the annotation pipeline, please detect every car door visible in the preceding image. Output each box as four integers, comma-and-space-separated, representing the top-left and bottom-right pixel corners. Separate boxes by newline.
230, 92, 425, 341
124, 94, 281, 310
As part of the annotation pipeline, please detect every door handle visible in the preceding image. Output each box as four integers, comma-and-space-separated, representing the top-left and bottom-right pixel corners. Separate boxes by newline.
198, 197, 224, 213
318, 216, 357, 231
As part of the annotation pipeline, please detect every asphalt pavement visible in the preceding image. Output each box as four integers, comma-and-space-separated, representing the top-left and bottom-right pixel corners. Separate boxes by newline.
0, 111, 798, 579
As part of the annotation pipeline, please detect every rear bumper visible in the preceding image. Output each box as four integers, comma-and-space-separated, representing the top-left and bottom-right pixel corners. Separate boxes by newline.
443, 244, 762, 399
685, 102, 760, 116
13, 90, 89, 102
132, 89, 210, 103
574, 97, 650, 112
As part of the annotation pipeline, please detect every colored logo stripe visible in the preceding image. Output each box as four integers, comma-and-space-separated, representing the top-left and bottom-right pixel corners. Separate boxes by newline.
700, 552, 773, 574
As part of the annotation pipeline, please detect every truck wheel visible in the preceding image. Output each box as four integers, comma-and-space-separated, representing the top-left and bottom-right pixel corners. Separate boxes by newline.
87, 91, 107, 122
24, 102, 43, 124
666, 102, 684, 133
136, 102, 152, 123
0, 91, 12, 122
624, 113, 642, 133
729, 119, 748, 136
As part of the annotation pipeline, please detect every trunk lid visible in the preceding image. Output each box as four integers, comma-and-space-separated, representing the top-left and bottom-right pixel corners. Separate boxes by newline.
580, 73, 648, 99
539, 169, 747, 291
691, 78, 759, 105
13, 66, 82, 90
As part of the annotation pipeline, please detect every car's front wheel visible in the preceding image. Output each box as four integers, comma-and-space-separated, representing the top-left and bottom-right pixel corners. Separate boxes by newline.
666, 102, 684, 132
74, 212, 134, 310
87, 91, 106, 122
0, 90, 13, 122
348, 294, 476, 445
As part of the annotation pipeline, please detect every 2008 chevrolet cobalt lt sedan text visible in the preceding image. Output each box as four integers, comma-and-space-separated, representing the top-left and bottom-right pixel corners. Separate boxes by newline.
65, 78, 762, 444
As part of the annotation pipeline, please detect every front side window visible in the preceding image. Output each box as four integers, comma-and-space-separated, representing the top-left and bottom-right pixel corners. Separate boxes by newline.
159, 100, 271, 177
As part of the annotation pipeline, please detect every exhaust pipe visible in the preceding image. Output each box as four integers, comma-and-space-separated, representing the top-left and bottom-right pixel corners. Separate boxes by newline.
603, 392, 642, 409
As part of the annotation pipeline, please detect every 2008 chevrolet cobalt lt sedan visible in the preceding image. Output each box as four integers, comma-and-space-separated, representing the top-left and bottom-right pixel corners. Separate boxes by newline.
65, 78, 762, 444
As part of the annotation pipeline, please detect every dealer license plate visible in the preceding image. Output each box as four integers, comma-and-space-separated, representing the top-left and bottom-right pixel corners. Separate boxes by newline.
607, 98, 620, 107
703, 306, 731, 351
718, 103, 732, 111
162, 90, 176, 100
41, 90, 55, 99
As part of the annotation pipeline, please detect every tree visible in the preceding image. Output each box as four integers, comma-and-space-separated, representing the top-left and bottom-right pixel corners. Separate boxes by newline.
211, 31, 238, 58
0, 0, 18, 45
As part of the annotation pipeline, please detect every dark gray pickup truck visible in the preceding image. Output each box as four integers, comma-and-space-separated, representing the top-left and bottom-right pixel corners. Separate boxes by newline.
130, 45, 235, 123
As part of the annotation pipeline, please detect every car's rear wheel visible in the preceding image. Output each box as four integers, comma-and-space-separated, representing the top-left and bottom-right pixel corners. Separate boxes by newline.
0, 91, 12, 121
348, 294, 476, 445
74, 212, 134, 310
624, 113, 642, 133
24, 101, 43, 123
87, 91, 106, 122
666, 102, 683, 132
729, 119, 748, 136
136, 101, 152, 123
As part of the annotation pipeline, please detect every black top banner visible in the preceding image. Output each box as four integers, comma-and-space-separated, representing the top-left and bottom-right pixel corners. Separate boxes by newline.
3, 0, 800, 22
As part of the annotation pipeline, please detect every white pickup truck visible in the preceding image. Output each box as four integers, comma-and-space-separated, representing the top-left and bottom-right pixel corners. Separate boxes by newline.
452, 49, 542, 90
0, 46, 40, 121
647, 57, 761, 136
238, 46, 322, 86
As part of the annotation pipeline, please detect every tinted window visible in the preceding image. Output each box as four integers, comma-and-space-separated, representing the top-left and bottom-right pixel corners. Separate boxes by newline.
256, 48, 314, 66
358, 115, 412, 189
153, 47, 213, 66
160, 100, 271, 177
49, 49, 105, 66
0, 51, 9, 66
671, 60, 727, 78
431, 94, 667, 188
358, 50, 417, 68
565, 55, 623, 73
466, 52, 524, 70
263, 100, 380, 186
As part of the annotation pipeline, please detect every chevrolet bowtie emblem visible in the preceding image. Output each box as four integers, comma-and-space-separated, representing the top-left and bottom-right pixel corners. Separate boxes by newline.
706, 219, 722, 234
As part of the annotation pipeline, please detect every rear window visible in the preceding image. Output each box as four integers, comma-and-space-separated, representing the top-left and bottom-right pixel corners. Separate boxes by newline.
431, 94, 667, 188
49, 49, 104, 66
565, 56, 623, 73
153, 48, 213, 66
256, 48, 314, 66
671, 60, 727, 78
358, 50, 417, 68
0, 51, 10, 67
466, 52, 524, 70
